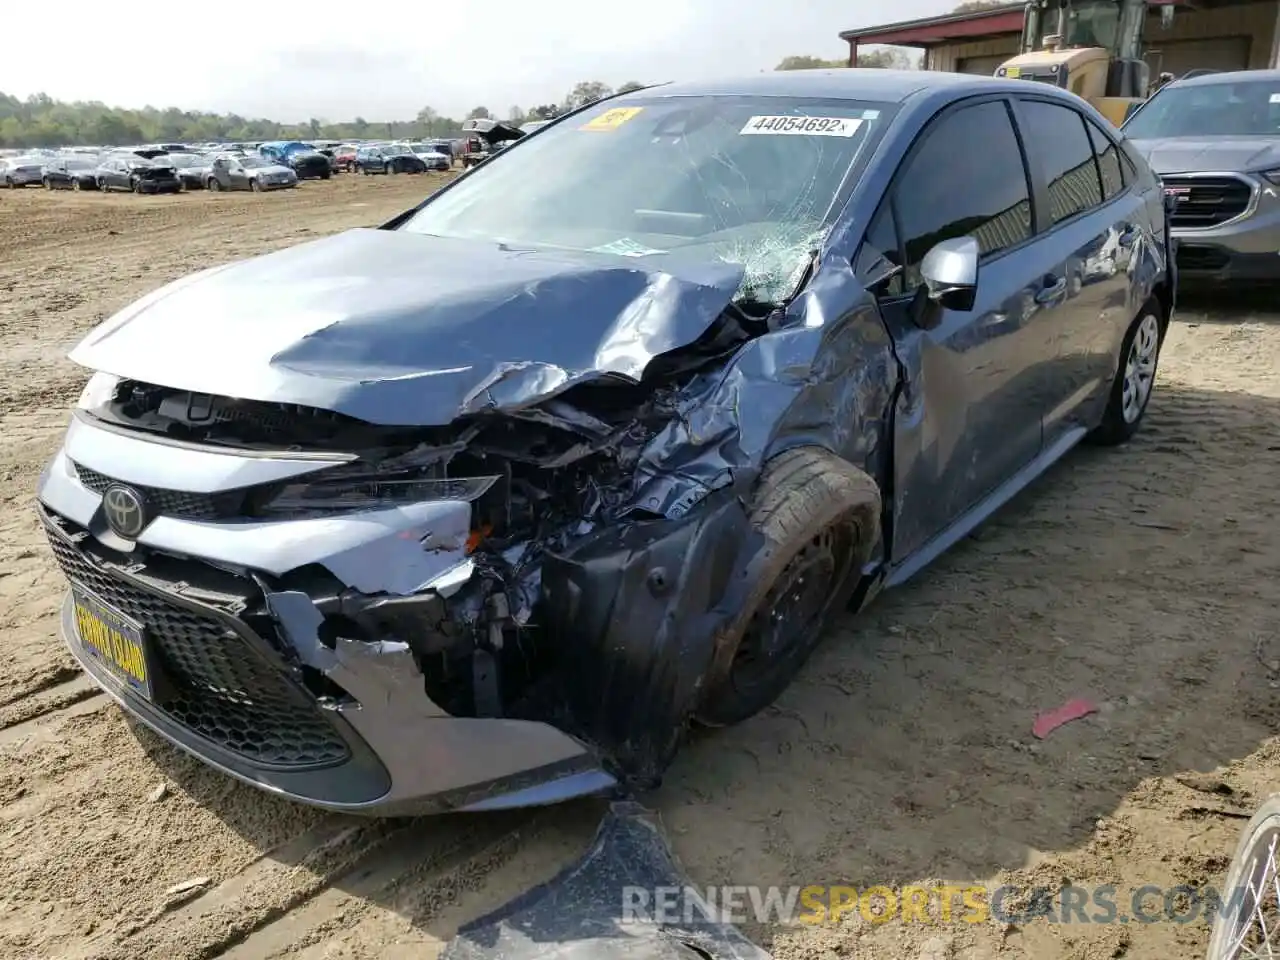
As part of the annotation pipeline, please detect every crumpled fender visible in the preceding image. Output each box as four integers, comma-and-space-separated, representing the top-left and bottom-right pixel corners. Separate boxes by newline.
540, 489, 760, 784
441, 802, 772, 960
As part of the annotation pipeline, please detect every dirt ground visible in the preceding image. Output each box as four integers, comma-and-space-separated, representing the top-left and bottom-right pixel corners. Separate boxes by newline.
2, 175, 1279, 960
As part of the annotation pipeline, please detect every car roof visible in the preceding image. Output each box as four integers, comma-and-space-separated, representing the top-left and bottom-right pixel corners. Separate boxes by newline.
1168, 68, 1280, 88
629, 68, 1020, 104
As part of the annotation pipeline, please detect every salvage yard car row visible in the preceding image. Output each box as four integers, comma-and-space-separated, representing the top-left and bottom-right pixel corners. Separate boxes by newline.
0, 137, 457, 195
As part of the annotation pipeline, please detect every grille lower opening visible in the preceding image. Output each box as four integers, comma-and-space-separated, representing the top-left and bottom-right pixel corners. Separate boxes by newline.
44, 519, 350, 769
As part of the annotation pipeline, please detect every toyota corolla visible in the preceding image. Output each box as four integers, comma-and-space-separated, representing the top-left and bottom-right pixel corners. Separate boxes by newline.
38, 70, 1173, 815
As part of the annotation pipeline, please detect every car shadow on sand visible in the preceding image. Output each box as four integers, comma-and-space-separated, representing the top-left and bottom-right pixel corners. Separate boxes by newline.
127, 373, 1279, 957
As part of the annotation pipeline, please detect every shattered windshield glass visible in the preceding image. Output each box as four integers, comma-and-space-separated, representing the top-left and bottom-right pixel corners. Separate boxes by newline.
400, 95, 892, 304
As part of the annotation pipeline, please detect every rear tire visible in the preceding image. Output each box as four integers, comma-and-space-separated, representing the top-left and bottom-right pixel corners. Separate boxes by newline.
43, 177, 52, 190
72, 179, 82, 192
208, 178, 221, 192
1087, 300, 1164, 446
98, 178, 110, 192
250, 177, 262, 193
695, 448, 881, 728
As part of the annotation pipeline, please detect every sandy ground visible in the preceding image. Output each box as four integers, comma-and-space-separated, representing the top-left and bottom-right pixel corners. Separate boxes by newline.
1, 175, 1279, 960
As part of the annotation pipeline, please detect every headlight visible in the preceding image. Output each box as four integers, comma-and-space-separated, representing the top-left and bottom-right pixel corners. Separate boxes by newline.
1259, 169, 1280, 185
259, 472, 499, 518
77, 372, 121, 410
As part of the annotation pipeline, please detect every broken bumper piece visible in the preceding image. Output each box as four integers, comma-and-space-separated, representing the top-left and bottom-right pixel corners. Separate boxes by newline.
40, 495, 616, 816
442, 802, 773, 960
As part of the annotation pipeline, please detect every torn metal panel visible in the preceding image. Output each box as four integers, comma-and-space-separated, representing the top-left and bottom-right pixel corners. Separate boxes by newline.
442, 802, 772, 960
633, 265, 898, 521
68, 228, 748, 427
541, 492, 758, 784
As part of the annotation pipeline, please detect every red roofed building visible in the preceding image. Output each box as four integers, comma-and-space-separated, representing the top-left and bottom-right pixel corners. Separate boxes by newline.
839, 0, 1280, 78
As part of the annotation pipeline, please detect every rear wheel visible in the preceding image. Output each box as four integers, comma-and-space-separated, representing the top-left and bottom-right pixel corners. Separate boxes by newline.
131, 177, 142, 194
3, 176, 13, 188
1087, 300, 1164, 446
695, 447, 880, 727
250, 177, 262, 193
43, 177, 52, 190
98, 178, 110, 192
72, 179, 82, 192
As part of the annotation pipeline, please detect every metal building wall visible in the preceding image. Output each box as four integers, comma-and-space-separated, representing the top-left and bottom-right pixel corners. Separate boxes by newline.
924, 0, 1279, 75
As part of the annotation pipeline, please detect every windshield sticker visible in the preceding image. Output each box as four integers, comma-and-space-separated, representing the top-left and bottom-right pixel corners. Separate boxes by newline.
591, 238, 668, 257
1271, 93, 1280, 103
740, 116, 863, 137
1006, 66, 1022, 78
580, 107, 645, 131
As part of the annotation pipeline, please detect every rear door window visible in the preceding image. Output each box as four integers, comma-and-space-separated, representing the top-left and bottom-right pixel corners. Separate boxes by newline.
892, 100, 1033, 289
1086, 119, 1125, 201
1017, 99, 1105, 225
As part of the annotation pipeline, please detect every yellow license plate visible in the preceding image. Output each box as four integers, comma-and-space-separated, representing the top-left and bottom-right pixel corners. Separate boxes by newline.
71, 587, 153, 700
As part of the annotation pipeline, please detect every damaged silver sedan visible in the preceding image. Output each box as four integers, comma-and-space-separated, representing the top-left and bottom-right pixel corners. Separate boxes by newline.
37, 70, 1174, 814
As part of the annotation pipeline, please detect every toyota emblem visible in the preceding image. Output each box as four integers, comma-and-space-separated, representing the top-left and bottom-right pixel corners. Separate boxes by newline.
102, 484, 148, 539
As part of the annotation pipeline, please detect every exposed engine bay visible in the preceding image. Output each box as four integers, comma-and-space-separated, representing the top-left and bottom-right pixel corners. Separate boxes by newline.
77, 302, 775, 785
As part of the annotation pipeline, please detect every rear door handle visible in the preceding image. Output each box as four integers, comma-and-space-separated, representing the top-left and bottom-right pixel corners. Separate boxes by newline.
1034, 277, 1068, 305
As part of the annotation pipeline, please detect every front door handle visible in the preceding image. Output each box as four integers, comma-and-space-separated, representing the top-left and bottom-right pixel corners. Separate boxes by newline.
1034, 276, 1068, 305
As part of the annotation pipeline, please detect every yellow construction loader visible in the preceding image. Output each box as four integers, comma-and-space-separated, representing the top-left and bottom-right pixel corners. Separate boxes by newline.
995, 0, 1163, 125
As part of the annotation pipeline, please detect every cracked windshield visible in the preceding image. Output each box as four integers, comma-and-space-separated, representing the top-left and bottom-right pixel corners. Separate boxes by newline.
402, 96, 889, 303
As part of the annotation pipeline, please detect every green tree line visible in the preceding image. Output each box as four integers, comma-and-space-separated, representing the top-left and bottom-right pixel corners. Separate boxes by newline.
0, 78, 651, 149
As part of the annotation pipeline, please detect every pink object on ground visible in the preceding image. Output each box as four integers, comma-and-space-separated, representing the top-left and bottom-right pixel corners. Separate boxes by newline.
1032, 698, 1099, 739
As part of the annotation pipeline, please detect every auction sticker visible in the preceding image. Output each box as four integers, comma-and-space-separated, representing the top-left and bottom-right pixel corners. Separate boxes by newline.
580, 107, 645, 131
740, 115, 863, 137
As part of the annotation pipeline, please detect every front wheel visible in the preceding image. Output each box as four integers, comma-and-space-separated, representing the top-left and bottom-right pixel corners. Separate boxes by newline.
207, 178, 221, 191
250, 177, 262, 193
3, 176, 13, 188
1087, 301, 1164, 446
695, 447, 881, 727
43, 178, 52, 190
72, 179, 82, 192
98, 178, 110, 192
131, 178, 142, 194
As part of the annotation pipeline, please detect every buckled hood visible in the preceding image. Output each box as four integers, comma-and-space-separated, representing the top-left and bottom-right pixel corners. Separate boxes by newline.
69, 228, 747, 426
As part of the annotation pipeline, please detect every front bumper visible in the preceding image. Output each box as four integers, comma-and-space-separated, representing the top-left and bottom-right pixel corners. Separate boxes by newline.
37, 411, 754, 812
36, 418, 616, 815
1171, 178, 1280, 284
138, 179, 181, 194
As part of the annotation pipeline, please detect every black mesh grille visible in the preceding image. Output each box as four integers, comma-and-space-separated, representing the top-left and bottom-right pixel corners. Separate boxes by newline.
1163, 175, 1252, 229
73, 463, 247, 522
44, 520, 350, 768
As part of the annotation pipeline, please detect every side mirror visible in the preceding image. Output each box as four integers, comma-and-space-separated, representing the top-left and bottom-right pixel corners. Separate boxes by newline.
920, 236, 979, 313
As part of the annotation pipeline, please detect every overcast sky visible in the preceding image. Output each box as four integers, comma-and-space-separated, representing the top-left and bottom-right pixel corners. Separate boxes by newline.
0, 0, 949, 122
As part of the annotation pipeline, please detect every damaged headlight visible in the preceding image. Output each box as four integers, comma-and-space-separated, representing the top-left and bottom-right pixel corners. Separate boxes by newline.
259, 471, 499, 517
77, 372, 122, 410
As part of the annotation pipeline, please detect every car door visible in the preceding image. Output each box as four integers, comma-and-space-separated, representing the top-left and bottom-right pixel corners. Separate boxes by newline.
225, 160, 248, 190
861, 96, 1071, 568
105, 160, 124, 190
1010, 96, 1141, 441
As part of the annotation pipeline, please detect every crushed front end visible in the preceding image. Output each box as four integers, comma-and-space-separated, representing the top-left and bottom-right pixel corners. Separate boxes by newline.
37, 370, 757, 813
